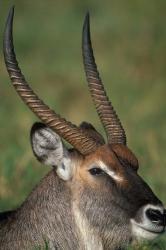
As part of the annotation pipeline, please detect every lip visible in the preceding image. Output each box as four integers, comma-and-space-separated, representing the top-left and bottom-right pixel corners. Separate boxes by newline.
133, 222, 165, 235
131, 219, 165, 240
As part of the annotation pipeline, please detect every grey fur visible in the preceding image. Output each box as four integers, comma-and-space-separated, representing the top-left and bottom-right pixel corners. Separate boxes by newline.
0, 123, 164, 249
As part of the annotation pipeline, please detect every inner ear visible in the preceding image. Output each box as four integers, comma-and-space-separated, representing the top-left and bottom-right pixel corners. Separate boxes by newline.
30, 122, 74, 180
30, 122, 64, 166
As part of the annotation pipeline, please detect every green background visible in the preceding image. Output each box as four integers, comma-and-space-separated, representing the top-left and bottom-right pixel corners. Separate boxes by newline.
0, 1, 166, 249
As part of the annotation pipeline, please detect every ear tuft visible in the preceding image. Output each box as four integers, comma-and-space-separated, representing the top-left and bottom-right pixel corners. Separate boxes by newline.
56, 157, 73, 181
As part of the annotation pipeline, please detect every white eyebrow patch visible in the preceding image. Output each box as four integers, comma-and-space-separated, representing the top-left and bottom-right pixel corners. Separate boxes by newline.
98, 161, 123, 182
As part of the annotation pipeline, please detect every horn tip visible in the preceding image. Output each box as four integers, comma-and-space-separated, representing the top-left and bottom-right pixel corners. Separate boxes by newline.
3, 5, 16, 68
8, 5, 15, 20
84, 11, 90, 29
85, 11, 90, 21
5, 5, 15, 34
83, 11, 91, 46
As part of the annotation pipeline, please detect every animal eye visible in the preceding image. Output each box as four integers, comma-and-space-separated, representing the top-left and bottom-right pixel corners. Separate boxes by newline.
89, 168, 105, 176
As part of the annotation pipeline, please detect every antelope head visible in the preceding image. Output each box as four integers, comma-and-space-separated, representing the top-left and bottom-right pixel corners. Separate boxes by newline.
3, 7, 166, 249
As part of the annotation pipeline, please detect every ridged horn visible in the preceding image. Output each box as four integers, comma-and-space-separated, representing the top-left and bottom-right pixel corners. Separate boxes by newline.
3, 7, 101, 155
82, 13, 127, 145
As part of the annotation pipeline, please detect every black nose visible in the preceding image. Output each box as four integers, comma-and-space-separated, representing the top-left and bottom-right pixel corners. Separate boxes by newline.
146, 208, 166, 226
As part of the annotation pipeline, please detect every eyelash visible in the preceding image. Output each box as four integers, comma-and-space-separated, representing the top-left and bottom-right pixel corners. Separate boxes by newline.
88, 167, 105, 176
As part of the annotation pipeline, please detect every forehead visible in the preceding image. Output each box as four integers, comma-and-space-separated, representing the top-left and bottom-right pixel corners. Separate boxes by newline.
84, 145, 120, 170
84, 144, 138, 171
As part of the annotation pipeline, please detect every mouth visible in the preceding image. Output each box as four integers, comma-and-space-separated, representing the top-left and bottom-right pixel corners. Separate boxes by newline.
131, 219, 165, 241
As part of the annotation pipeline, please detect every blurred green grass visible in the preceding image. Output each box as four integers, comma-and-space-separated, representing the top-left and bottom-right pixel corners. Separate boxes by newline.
0, 0, 166, 248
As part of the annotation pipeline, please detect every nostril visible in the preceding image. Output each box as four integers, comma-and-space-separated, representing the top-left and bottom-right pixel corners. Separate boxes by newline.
146, 209, 164, 225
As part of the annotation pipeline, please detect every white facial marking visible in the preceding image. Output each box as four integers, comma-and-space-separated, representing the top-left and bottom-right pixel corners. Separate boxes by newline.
131, 219, 161, 241
131, 204, 165, 241
98, 161, 123, 182
56, 157, 72, 181
144, 204, 164, 214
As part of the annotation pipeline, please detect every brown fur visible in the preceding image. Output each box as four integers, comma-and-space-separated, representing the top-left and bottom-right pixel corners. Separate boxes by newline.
2, 8, 165, 249
0, 127, 163, 250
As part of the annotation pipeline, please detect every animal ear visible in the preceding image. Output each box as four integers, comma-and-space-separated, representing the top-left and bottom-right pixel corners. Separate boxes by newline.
79, 121, 105, 144
30, 122, 74, 180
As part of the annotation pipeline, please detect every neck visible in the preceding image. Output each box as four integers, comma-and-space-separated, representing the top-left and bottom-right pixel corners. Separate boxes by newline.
72, 203, 128, 250
0, 169, 129, 250
73, 202, 103, 250
0, 169, 80, 249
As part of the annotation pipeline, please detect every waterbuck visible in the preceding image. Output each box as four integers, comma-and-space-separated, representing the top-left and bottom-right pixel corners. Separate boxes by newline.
0, 6, 165, 250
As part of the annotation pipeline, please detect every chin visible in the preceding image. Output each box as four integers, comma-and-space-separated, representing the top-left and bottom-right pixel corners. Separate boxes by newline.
131, 218, 165, 242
